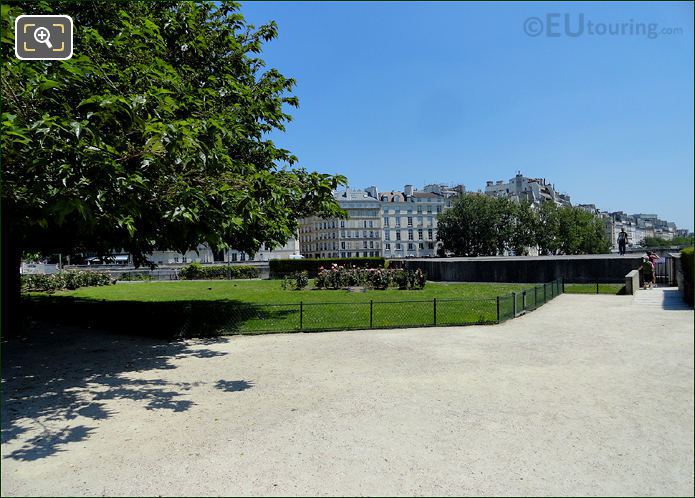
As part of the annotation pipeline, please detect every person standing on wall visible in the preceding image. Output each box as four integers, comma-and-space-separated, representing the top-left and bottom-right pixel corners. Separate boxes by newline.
617, 228, 628, 255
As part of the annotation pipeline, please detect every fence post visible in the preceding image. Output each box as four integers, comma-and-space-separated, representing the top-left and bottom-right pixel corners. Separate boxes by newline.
512, 292, 517, 317
534, 286, 538, 308
522, 290, 527, 311
370, 300, 373, 329
596, 281, 599, 294
543, 284, 546, 303
433, 298, 437, 326
561, 277, 564, 293
496, 296, 500, 323
299, 301, 303, 330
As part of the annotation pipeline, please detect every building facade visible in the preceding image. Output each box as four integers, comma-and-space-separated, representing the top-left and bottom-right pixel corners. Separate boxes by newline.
298, 184, 463, 259
484, 172, 571, 207
299, 189, 383, 259
148, 239, 300, 265
379, 185, 458, 258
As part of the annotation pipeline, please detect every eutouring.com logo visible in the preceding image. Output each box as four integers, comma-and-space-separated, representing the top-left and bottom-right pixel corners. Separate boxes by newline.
523, 13, 683, 39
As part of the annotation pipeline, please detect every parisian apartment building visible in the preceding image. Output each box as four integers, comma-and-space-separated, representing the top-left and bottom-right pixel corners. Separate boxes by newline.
298, 184, 464, 259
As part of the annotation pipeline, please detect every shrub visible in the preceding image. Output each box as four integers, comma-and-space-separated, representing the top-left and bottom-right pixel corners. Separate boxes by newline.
314, 264, 425, 290
281, 271, 309, 290
22, 270, 114, 293
178, 263, 258, 280
269, 257, 385, 277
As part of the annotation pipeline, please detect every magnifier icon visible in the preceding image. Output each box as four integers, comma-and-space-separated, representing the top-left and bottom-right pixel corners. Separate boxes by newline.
33, 27, 53, 49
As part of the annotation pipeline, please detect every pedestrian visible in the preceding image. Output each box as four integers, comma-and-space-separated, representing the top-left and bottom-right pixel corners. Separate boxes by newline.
640, 255, 654, 289
617, 228, 628, 255
648, 251, 659, 288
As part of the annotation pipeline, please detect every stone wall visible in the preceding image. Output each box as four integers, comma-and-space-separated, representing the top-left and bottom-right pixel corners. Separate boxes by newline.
398, 255, 643, 283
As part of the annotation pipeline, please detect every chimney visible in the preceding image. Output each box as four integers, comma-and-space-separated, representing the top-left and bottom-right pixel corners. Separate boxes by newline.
486, 181, 493, 187
365, 186, 378, 199
404, 184, 414, 196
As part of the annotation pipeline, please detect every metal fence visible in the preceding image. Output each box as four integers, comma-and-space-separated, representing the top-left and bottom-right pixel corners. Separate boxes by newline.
176, 278, 564, 336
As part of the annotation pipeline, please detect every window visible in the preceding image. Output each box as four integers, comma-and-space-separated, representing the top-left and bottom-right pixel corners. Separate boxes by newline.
419, 243, 424, 249
363, 220, 367, 228
417, 206, 422, 214
354, 230, 359, 238
369, 231, 374, 238
341, 252, 346, 258
407, 216, 413, 226
182, 256, 187, 263
363, 230, 367, 238
341, 241, 345, 249
396, 232, 401, 241
428, 242, 434, 249
369, 220, 373, 228
363, 241, 368, 248
428, 229, 433, 239
395, 217, 401, 227
396, 243, 401, 250
240, 253, 246, 261
408, 230, 414, 241
384, 216, 389, 226
369, 241, 374, 248
385, 243, 391, 250
408, 243, 414, 250
418, 229, 423, 239
363, 251, 368, 257
340, 220, 345, 228
174, 256, 179, 263
436, 206, 442, 213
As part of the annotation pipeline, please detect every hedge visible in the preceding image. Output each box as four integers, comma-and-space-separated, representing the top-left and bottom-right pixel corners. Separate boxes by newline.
178, 262, 258, 280
22, 270, 115, 293
269, 257, 386, 277
681, 246, 693, 306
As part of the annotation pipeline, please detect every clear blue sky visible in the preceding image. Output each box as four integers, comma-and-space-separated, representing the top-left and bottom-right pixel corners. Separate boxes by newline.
240, 1, 694, 230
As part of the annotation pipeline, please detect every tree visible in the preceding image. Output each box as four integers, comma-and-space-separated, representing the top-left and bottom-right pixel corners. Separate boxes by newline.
437, 194, 516, 257
1, 1, 347, 330
643, 236, 694, 248
438, 195, 611, 257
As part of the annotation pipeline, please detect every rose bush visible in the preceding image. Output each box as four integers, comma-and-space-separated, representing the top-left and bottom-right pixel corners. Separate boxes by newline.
314, 264, 425, 290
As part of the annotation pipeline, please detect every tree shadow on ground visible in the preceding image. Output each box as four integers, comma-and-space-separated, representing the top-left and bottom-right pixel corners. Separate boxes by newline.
215, 379, 254, 392
1, 324, 243, 462
21, 296, 300, 338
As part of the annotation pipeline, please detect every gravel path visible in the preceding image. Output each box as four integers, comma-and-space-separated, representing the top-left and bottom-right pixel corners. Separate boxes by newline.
2, 294, 693, 496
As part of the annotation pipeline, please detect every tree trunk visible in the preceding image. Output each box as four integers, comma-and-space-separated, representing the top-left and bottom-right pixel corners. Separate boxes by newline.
2, 205, 22, 338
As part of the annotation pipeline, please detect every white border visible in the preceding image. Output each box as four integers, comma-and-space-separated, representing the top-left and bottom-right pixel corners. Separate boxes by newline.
15, 14, 73, 61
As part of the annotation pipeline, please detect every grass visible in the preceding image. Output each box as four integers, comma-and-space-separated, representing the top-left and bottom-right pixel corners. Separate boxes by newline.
563, 283, 626, 295
24, 280, 560, 336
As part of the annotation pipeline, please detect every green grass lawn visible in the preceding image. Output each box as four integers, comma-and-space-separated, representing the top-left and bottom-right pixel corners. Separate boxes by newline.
563, 283, 625, 295
25, 280, 559, 336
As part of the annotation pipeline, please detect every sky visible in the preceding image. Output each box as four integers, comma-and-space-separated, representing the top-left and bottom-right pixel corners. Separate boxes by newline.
240, 1, 694, 230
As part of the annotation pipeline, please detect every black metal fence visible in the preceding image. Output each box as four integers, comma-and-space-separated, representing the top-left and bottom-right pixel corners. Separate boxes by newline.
174, 278, 564, 336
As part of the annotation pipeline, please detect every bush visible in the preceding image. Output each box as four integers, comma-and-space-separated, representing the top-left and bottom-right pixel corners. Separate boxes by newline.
681, 247, 693, 306
269, 257, 385, 277
22, 270, 114, 293
314, 264, 425, 290
178, 263, 258, 280
281, 271, 309, 290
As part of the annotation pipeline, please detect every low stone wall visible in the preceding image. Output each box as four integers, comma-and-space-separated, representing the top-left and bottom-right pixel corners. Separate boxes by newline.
625, 270, 640, 295
398, 255, 643, 283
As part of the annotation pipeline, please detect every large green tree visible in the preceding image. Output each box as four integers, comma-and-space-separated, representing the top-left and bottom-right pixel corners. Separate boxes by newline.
438, 194, 610, 257
1, 1, 346, 327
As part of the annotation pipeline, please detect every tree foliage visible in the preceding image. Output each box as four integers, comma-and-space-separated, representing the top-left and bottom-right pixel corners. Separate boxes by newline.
437, 195, 610, 256
1, 1, 346, 267
642, 236, 694, 248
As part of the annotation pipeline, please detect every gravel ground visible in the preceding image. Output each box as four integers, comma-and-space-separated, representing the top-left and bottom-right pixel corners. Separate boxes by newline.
2, 293, 693, 496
